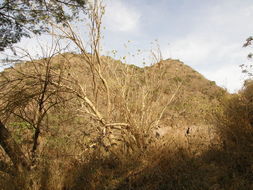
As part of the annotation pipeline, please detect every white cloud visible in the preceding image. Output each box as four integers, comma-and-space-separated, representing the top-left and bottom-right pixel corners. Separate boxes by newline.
104, 0, 140, 32
164, 36, 246, 65
164, 37, 216, 66
203, 64, 246, 93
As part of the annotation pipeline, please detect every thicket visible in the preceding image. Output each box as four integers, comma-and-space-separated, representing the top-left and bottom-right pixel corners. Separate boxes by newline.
210, 80, 253, 189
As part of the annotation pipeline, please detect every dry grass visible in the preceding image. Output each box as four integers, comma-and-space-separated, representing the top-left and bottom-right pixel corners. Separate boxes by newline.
0, 53, 232, 190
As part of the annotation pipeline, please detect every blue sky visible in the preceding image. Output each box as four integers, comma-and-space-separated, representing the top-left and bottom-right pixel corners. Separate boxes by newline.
1, 0, 253, 92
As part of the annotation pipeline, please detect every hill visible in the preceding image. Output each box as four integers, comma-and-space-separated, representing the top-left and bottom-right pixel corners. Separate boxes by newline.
0, 53, 229, 189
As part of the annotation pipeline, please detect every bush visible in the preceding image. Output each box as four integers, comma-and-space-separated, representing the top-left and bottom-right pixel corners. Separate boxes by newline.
212, 80, 253, 188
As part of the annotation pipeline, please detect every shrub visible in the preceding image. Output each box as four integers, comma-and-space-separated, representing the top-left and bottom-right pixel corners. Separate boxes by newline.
213, 80, 253, 188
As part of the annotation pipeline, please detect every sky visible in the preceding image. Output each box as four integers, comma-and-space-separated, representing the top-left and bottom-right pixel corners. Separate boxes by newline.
101, 0, 253, 92
1, 0, 253, 92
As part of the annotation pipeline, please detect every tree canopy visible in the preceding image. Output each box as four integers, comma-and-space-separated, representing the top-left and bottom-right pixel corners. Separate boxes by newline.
241, 36, 253, 77
0, 0, 88, 51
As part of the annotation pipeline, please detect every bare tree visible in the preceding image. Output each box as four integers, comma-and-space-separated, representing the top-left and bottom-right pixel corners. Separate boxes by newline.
0, 0, 182, 177
46, 0, 183, 155
0, 43, 74, 166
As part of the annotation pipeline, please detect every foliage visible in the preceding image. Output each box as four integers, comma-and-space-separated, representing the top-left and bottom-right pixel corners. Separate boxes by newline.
240, 36, 253, 77
211, 80, 253, 189
0, 0, 87, 51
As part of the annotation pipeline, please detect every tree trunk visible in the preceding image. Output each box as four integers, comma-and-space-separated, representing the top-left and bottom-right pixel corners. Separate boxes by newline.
31, 127, 40, 162
0, 121, 29, 172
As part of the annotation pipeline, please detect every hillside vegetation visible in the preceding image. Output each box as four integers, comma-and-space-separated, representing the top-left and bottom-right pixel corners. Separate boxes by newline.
1, 0, 253, 189
3, 53, 252, 190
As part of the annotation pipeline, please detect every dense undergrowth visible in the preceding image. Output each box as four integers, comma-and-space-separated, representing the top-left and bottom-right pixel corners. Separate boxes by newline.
0, 55, 252, 190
